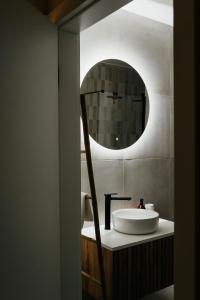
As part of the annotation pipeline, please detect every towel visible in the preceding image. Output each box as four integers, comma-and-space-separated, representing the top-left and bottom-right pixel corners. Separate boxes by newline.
81, 192, 94, 228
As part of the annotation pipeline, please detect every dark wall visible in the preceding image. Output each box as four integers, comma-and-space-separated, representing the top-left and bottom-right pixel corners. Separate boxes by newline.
0, 1, 60, 299
174, 0, 196, 299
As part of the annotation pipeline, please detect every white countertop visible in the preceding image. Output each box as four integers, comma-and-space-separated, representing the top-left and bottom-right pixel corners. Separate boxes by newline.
81, 218, 174, 251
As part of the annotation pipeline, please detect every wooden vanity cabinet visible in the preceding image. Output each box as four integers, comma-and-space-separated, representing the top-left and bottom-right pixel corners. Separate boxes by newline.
81, 235, 174, 300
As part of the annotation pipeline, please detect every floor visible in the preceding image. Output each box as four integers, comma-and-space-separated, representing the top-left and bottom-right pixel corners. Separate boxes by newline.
82, 285, 174, 300
140, 286, 174, 300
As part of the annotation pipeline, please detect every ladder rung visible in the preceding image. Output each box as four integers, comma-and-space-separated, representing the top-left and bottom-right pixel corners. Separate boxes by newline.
81, 271, 102, 286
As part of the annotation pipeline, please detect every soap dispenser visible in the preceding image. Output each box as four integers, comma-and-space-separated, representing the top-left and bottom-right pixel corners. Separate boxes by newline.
137, 198, 146, 209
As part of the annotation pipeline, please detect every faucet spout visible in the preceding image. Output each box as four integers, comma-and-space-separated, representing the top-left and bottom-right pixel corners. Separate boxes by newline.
109, 196, 132, 200
104, 193, 132, 230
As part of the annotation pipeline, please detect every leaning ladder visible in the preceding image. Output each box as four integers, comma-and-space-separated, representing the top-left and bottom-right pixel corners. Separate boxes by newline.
80, 93, 107, 300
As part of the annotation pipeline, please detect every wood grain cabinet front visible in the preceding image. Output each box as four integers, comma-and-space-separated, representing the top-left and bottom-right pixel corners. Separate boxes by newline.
81, 235, 174, 300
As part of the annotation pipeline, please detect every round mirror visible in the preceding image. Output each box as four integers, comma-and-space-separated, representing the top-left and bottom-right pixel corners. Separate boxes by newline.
81, 59, 149, 150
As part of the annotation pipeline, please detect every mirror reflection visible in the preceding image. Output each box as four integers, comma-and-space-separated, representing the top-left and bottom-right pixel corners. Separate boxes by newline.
81, 59, 149, 150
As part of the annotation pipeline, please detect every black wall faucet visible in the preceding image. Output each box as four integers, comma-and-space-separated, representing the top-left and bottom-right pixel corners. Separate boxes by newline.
104, 193, 132, 230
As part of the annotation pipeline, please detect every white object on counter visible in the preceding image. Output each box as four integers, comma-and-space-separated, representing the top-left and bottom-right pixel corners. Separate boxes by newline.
81, 218, 174, 251
81, 192, 93, 228
145, 203, 155, 210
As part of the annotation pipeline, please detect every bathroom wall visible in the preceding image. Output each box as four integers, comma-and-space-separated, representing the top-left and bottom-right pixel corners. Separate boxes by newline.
0, 1, 60, 299
81, 60, 146, 150
80, 8, 174, 222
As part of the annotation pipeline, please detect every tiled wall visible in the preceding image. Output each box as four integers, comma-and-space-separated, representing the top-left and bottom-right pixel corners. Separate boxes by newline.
80, 9, 174, 224
81, 61, 146, 149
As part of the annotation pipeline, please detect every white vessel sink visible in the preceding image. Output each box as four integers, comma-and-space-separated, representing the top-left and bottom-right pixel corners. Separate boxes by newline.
112, 208, 159, 234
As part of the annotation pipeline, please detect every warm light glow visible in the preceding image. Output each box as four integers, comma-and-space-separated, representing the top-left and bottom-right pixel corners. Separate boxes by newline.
80, 2, 173, 159
123, 0, 173, 27
80, 58, 151, 160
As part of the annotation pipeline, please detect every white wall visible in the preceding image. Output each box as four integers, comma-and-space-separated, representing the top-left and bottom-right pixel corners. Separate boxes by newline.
80, 9, 174, 222
59, 30, 81, 300
0, 1, 60, 299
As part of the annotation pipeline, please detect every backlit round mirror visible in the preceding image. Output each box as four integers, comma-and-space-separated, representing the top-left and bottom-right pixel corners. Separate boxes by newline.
81, 59, 149, 150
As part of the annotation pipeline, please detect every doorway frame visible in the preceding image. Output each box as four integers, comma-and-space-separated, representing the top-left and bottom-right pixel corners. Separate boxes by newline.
58, 0, 197, 299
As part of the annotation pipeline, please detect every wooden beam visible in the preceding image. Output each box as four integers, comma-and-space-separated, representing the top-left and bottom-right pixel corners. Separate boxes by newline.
48, 0, 84, 23
28, 0, 64, 14
29, 0, 97, 24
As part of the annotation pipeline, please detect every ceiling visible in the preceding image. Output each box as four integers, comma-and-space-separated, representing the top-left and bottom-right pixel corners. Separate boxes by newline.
122, 0, 173, 26
29, 0, 173, 28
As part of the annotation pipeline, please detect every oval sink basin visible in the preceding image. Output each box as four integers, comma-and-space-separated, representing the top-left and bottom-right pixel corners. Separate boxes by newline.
112, 208, 159, 234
